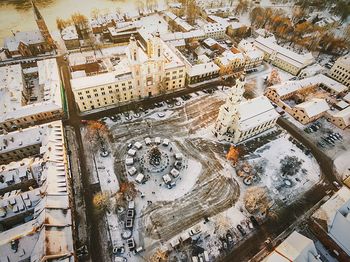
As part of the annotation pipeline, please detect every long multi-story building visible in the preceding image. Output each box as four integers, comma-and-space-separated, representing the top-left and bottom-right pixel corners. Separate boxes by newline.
0, 121, 75, 261
254, 36, 314, 75
71, 34, 186, 112
329, 55, 350, 89
0, 59, 64, 133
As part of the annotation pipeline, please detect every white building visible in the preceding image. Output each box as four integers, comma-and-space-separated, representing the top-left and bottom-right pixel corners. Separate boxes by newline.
237, 40, 264, 69
254, 36, 314, 75
263, 231, 321, 262
61, 25, 80, 49
214, 78, 279, 143
202, 23, 226, 39
0, 121, 74, 261
312, 186, 350, 257
326, 106, 350, 129
329, 55, 350, 89
186, 61, 220, 85
292, 98, 330, 124
0, 59, 64, 132
71, 34, 186, 112
214, 50, 245, 76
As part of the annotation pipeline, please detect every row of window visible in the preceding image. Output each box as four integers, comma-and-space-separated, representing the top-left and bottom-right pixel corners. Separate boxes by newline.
240, 119, 275, 138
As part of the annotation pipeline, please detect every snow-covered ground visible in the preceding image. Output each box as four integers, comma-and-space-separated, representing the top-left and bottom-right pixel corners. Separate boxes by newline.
84, 86, 324, 261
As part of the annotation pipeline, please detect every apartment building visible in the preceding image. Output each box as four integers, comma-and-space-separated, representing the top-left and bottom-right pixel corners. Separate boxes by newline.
0, 59, 64, 132
0, 121, 75, 261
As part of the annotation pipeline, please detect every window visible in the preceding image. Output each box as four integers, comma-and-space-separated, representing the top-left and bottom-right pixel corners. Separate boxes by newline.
78, 92, 82, 95
102, 92, 105, 95
95, 93, 98, 97
80, 96, 84, 100
87, 95, 91, 98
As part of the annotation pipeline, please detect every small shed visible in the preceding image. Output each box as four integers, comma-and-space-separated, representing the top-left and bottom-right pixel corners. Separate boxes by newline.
125, 158, 134, 165
134, 142, 143, 149
127, 149, 136, 156
162, 139, 170, 146
155, 137, 161, 144
170, 168, 180, 178
127, 167, 137, 176
162, 174, 172, 184
135, 173, 145, 184
175, 153, 183, 160
145, 137, 152, 145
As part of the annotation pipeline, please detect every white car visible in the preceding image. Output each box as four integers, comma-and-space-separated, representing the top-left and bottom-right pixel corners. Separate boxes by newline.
157, 112, 165, 118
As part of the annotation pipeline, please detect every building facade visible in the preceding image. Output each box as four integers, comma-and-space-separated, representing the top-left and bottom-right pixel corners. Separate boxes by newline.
0, 121, 75, 261
71, 34, 186, 112
214, 78, 279, 144
254, 36, 314, 75
214, 50, 245, 76
329, 55, 350, 89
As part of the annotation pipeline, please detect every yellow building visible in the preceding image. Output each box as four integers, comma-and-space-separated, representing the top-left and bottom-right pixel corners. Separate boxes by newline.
214, 50, 245, 76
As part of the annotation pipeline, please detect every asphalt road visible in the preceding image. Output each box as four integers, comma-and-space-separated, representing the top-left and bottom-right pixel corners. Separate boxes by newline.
57, 56, 104, 262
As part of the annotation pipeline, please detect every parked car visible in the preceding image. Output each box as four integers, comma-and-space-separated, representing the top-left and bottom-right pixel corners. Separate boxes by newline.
237, 224, 246, 236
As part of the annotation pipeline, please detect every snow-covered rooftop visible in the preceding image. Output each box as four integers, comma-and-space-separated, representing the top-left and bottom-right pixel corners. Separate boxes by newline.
0, 59, 62, 125
264, 231, 319, 262
295, 98, 330, 118
4, 31, 45, 52
216, 50, 244, 66
71, 38, 184, 90
327, 107, 350, 127
61, 25, 79, 41
187, 61, 219, 77
254, 36, 314, 68
203, 37, 218, 47
0, 120, 73, 261
268, 74, 348, 97
202, 23, 226, 34
238, 96, 279, 131
313, 186, 350, 231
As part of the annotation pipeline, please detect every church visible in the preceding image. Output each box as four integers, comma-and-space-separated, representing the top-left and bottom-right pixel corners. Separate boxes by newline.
213, 77, 279, 144
71, 33, 186, 112
3, 1, 55, 58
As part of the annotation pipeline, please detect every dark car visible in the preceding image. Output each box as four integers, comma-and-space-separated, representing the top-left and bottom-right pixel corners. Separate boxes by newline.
237, 224, 246, 236
226, 232, 234, 245
250, 216, 259, 228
